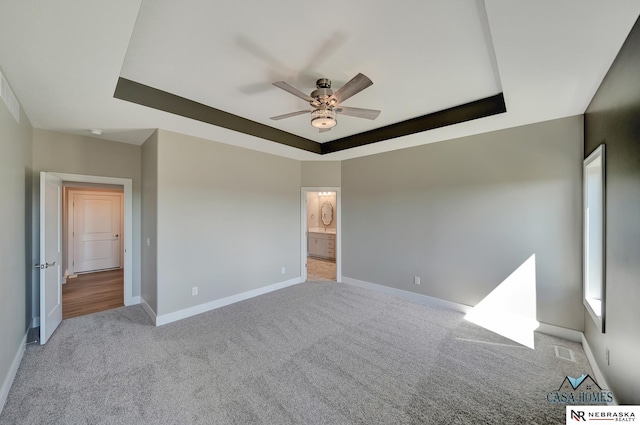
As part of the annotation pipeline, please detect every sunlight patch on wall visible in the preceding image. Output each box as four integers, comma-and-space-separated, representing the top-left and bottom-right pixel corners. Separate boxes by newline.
465, 254, 538, 348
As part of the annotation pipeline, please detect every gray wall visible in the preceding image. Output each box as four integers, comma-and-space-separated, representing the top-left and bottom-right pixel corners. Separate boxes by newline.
141, 131, 158, 313
0, 77, 32, 403
301, 161, 341, 187
584, 16, 640, 404
154, 130, 301, 316
342, 116, 584, 330
31, 130, 142, 320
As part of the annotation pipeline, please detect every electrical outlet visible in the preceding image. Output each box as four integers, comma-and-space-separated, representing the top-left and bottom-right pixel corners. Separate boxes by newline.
192, 287, 198, 296
606, 348, 610, 366
414, 276, 421, 285
281, 266, 286, 274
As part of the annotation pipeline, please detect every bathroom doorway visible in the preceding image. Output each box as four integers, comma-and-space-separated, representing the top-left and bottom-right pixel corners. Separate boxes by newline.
301, 188, 341, 282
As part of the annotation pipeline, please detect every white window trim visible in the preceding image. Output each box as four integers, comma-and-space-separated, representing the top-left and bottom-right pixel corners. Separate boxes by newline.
583, 144, 605, 333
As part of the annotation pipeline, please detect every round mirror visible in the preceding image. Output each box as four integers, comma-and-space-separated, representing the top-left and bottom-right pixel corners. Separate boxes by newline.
321, 201, 333, 226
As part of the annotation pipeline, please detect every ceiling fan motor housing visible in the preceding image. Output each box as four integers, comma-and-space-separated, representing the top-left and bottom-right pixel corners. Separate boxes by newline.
311, 78, 334, 104
311, 87, 333, 102
316, 78, 331, 89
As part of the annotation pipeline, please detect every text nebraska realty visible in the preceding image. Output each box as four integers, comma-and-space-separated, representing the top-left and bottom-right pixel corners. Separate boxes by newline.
570, 409, 636, 422
588, 411, 635, 421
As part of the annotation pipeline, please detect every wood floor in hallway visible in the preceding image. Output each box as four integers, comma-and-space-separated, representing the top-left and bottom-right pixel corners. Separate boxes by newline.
62, 269, 124, 319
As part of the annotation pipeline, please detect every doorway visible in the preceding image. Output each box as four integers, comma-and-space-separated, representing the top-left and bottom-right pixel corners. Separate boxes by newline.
62, 185, 124, 319
38, 172, 134, 344
301, 187, 341, 282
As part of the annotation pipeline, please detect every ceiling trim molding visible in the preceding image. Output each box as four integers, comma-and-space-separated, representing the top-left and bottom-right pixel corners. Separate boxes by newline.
322, 93, 506, 154
114, 78, 505, 155
114, 77, 321, 154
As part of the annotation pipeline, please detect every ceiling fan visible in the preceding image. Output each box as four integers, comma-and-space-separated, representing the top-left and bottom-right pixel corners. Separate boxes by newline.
270, 73, 381, 132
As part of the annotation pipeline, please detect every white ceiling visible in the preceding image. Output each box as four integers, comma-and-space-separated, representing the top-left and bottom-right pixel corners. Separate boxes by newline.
0, 0, 639, 160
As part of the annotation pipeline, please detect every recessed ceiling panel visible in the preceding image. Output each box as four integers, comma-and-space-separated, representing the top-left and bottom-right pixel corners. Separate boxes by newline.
120, 0, 501, 142
2, 0, 639, 159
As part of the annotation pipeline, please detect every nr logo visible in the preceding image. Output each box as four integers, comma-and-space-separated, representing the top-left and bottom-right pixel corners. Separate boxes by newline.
570, 410, 586, 421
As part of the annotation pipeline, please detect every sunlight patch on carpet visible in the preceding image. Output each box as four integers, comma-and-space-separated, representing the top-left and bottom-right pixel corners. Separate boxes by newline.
465, 254, 538, 349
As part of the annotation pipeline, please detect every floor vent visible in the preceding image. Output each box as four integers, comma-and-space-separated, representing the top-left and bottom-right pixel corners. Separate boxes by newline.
0, 70, 21, 123
554, 345, 576, 362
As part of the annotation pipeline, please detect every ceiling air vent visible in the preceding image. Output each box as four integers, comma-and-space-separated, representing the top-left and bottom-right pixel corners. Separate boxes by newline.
554, 345, 576, 362
0, 71, 20, 123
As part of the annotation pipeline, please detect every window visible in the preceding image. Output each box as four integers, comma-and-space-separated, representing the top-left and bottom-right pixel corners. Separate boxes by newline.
583, 144, 605, 332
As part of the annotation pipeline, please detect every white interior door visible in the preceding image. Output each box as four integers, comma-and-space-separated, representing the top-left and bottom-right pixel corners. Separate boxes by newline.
40, 172, 63, 344
73, 193, 121, 273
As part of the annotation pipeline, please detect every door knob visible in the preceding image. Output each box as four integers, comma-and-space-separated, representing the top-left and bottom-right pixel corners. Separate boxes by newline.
115, 234, 119, 238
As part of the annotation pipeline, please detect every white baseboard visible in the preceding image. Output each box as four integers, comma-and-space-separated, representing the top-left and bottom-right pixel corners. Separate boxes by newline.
124, 294, 140, 306
31, 317, 40, 328
342, 276, 473, 314
0, 331, 27, 414
536, 322, 582, 343
582, 334, 617, 405
342, 277, 583, 343
139, 297, 157, 325
155, 277, 303, 326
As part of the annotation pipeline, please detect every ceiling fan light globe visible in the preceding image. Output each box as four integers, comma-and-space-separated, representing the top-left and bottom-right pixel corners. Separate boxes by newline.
311, 108, 337, 129
311, 117, 337, 128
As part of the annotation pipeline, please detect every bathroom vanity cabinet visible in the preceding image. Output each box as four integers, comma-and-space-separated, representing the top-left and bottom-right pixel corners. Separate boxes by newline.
308, 232, 336, 260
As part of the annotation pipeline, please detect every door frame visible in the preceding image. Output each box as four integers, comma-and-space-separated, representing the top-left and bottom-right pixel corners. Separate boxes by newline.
47, 173, 134, 306
301, 187, 342, 282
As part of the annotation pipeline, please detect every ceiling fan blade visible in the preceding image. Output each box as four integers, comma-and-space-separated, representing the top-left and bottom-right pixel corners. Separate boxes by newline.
319, 127, 332, 133
269, 110, 310, 120
331, 73, 373, 103
302, 32, 348, 73
273, 81, 316, 103
337, 106, 381, 120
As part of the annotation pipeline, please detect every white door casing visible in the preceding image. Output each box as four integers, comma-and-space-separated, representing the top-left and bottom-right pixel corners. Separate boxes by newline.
72, 192, 122, 273
39, 172, 63, 344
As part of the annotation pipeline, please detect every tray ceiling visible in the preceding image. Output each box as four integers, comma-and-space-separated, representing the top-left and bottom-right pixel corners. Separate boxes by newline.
0, 0, 639, 160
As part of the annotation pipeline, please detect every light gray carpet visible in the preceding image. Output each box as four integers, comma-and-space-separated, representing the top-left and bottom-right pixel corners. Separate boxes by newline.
1, 282, 592, 424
